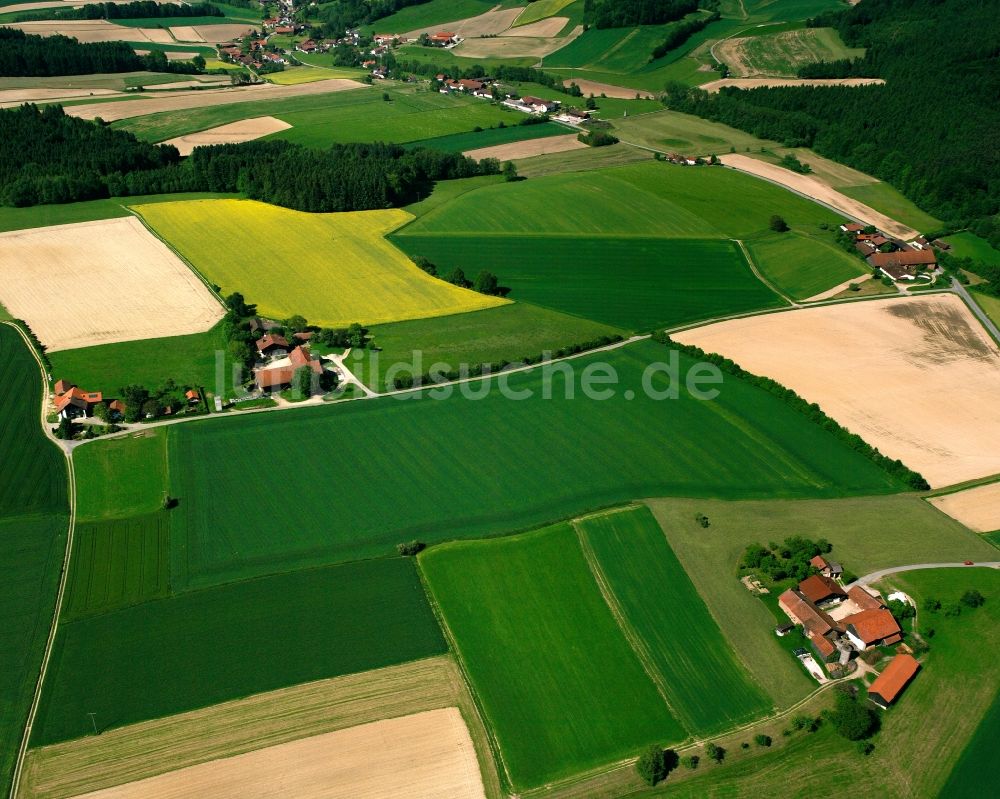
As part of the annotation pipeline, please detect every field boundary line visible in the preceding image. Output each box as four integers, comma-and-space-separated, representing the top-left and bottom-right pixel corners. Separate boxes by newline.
414, 564, 512, 798
731, 237, 797, 306
573, 519, 692, 734
4, 321, 77, 799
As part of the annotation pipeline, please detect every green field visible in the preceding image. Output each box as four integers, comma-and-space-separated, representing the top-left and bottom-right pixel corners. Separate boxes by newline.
514, 0, 577, 26
160, 341, 902, 589
940, 689, 1000, 797
646, 495, 998, 707
49, 322, 230, 401
363, 302, 625, 391
405, 121, 570, 153
971, 291, 1000, 330
399, 161, 843, 239
421, 522, 683, 789
365, 0, 507, 33
640, 567, 1000, 797
577, 507, 772, 732
392, 235, 785, 331
724, 27, 863, 77
62, 512, 170, 621
612, 109, 781, 157
747, 231, 868, 300
73, 430, 168, 523
513, 142, 651, 177
840, 181, 943, 233
32, 557, 446, 746
948, 231, 1000, 265
0, 325, 69, 794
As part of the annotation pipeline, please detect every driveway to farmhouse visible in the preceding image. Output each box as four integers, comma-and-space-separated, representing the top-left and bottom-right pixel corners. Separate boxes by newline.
848, 562, 1000, 588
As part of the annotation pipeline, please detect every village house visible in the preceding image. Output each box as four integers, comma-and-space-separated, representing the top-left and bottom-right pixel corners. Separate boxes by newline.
254, 345, 325, 391
429, 31, 457, 46
257, 333, 290, 358
810, 554, 843, 578
798, 574, 847, 606
867, 653, 920, 708
840, 222, 865, 233
108, 399, 126, 420
53, 381, 103, 419
868, 248, 937, 280
842, 608, 902, 650
296, 39, 317, 53
275, 25, 295, 35
184, 389, 200, 405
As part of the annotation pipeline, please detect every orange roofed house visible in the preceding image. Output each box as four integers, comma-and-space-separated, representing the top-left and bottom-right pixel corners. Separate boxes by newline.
798, 574, 847, 606
868, 653, 920, 708
53, 381, 102, 419
254, 345, 326, 391
843, 608, 902, 650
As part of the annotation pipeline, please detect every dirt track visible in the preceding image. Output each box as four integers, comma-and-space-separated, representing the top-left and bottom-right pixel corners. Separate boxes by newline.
929, 483, 1000, 533
64, 78, 366, 122
675, 294, 1000, 487
700, 77, 884, 92
70, 708, 486, 799
0, 217, 223, 352
720, 153, 918, 239
464, 133, 586, 161
161, 116, 291, 155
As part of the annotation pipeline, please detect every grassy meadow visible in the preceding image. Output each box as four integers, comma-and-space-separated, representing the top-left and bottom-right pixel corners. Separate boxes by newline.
514, 0, 577, 26
161, 341, 902, 589
363, 302, 625, 391
421, 522, 684, 789
62, 513, 170, 621
940, 689, 1000, 797
133, 199, 507, 327
392, 235, 785, 331
971, 291, 1000, 330
840, 181, 943, 233
73, 430, 167, 523
405, 121, 571, 153
577, 507, 772, 732
747, 231, 868, 300
948, 231, 1000, 265
723, 27, 863, 76
611, 110, 781, 157
646, 495, 998, 706
32, 557, 446, 746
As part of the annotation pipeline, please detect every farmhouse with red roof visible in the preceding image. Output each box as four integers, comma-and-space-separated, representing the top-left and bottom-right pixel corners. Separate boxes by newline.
868, 653, 920, 708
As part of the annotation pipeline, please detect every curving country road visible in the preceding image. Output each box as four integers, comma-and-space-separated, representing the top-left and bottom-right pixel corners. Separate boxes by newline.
847, 562, 1000, 588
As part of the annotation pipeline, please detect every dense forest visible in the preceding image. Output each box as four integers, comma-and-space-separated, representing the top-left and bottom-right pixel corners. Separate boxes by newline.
0, 104, 498, 211
664, 0, 1000, 247
14, 2, 223, 22
650, 11, 719, 60
0, 28, 206, 76
584, 0, 699, 29
312, 0, 431, 37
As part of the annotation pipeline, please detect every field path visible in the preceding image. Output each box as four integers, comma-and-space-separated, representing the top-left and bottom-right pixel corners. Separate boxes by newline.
732, 238, 797, 306
953, 278, 1000, 344
4, 322, 78, 799
849, 563, 1000, 588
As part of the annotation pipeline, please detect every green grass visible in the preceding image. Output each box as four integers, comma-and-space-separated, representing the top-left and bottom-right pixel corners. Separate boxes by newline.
970, 291, 1000, 330
399, 161, 844, 239
0, 326, 68, 517
646, 495, 998, 707
403, 173, 505, 218
0, 192, 237, 234
840, 181, 943, 233
405, 121, 571, 152
163, 341, 901, 589
642, 567, 1000, 797
577, 507, 772, 732
62, 512, 170, 621
948, 231, 1000, 266
420, 522, 683, 789
747, 230, 868, 300
49, 322, 230, 402
32, 557, 446, 746
514, 0, 577, 27
363, 302, 625, 391
391, 235, 785, 331
940, 688, 1000, 797
0, 514, 67, 795
513, 141, 651, 177
73, 430, 168, 523
611, 109, 781, 157
726, 27, 863, 77
0, 300, 10, 321
364, 0, 506, 34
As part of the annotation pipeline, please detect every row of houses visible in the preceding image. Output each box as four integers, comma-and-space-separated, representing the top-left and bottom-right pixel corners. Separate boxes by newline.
52, 380, 198, 421
839, 222, 949, 280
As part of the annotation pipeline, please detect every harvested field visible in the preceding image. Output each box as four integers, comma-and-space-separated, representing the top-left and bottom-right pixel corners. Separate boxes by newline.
501, 16, 568, 38
513, 0, 574, 27
144, 78, 230, 91
463, 132, 586, 160
675, 294, 1000, 487
720, 153, 917, 239
184, 23, 256, 42
929, 483, 1000, 533
64, 78, 366, 122
0, 217, 223, 352
161, 116, 291, 155
10, 20, 175, 43
20, 657, 497, 799
401, 6, 522, 38
802, 272, 871, 303
67, 708, 485, 799
0, 87, 120, 107
168, 26, 205, 43
563, 78, 654, 99
700, 77, 884, 92
455, 27, 582, 58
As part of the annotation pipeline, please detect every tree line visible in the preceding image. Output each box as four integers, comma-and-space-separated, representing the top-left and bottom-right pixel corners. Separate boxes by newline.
650, 10, 719, 60
583, 0, 699, 29
14, 1, 223, 22
312, 0, 431, 37
662, 0, 1000, 248
0, 28, 207, 77
651, 332, 930, 490
0, 104, 500, 211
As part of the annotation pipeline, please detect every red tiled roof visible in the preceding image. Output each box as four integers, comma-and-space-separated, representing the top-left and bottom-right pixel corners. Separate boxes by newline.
185, 390, 199, 400
54, 379, 72, 395
843, 222, 864, 232
847, 585, 885, 611
798, 574, 847, 605
257, 334, 289, 351
54, 386, 102, 412
778, 589, 837, 637
868, 249, 937, 267
844, 608, 901, 645
108, 400, 125, 412
868, 653, 919, 705
810, 554, 828, 569
808, 631, 836, 658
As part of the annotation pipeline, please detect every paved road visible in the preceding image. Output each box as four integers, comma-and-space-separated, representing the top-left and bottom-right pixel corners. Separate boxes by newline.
952, 278, 1000, 343
848, 562, 1000, 588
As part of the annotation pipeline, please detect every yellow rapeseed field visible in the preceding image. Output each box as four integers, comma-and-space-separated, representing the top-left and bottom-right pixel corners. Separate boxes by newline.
131, 199, 508, 326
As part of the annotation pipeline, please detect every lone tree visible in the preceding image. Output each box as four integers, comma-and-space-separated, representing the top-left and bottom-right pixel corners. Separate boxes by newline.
446, 267, 471, 288
754, 734, 772, 747
705, 742, 725, 763
825, 686, 879, 741
474, 270, 500, 295
769, 214, 789, 232
961, 589, 985, 608
635, 745, 667, 786
502, 160, 518, 182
